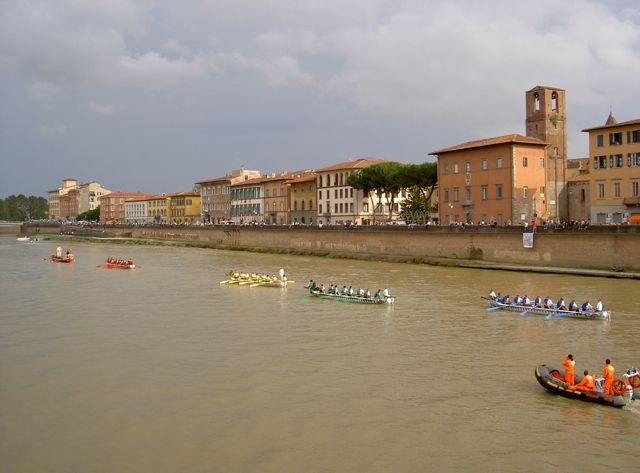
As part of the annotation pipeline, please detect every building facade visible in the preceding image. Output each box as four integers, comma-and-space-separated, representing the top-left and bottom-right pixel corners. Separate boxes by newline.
48, 179, 111, 220
581, 115, 640, 223
288, 172, 317, 225
99, 192, 149, 224
432, 135, 548, 225
315, 158, 398, 225
263, 173, 291, 225
167, 192, 201, 224
525, 85, 568, 220
197, 169, 261, 223
230, 177, 264, 224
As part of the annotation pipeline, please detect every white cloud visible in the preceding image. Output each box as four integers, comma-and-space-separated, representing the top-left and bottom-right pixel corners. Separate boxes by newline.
89, 102, 114, 115
39, 123, 67, 135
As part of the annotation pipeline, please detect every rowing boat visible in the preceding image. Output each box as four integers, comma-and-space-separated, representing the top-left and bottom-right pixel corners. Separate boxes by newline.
309, 290, 395, 304
220, 268, 292, 287
486, 299, 611, 320
535, 364, 639, 408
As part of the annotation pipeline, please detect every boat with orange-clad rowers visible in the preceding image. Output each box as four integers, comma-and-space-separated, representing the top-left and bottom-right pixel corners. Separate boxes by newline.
50, 246, 74, 263
102, 257, 137, 269
535, 364, 640, 408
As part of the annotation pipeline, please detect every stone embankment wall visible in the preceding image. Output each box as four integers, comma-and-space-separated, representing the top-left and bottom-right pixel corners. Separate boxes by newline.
24, 223, 638, 271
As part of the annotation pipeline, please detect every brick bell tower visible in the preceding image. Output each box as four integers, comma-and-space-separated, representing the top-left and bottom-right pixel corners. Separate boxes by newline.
525, 86, 568, 221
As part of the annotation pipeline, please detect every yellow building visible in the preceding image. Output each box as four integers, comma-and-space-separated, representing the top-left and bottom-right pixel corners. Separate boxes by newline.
288, 172, 317, 225
146, 195, 170, 224
167, 192, 201, 224
581, 114, 640, 223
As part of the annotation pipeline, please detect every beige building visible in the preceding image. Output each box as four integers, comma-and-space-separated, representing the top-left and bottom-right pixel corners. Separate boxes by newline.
48, 179, 111, 220
581, 115, 640, 223
230, 176, 264, 224
197, 169, 261, 223
316, 158, 401, 225
263, 172, 292, 225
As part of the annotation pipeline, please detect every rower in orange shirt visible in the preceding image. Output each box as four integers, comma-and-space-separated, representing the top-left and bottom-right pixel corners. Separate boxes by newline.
570, 370, 594, 392
562, 354, 575, 385
603, 359, 615, 395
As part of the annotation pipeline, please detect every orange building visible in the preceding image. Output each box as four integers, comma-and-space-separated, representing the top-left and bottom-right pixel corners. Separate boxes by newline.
100, 192, 150, 224
431, 134, 548, 225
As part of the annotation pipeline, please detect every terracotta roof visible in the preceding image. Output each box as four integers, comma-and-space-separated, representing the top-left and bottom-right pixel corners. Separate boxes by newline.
581, 117, 640, 132
316, 158, 388, 172
430, 134, 547, 155
166, 191, 200, 197
287, 173, 317, 184
100, 192, 149, 198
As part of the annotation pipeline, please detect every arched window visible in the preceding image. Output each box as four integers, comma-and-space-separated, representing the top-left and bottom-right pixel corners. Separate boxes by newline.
340, 173, 343, 185
318, 176, 323, 187
334, 173, 338, 186
294, 201, 298, 211
551, 92, 558, 111
301, 200, 305, 210
309, 199, 313, 210
534, 93, 540, 111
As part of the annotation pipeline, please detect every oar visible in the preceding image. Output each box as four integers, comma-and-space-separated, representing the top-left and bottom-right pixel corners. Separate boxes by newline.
545, 311, 558, 320
486, 306, 503, 311
249, 282, 263, 287
520, 309, 530, 316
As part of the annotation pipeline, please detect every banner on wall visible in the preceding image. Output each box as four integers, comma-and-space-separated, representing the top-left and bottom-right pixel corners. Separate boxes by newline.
523, 232, 534, 249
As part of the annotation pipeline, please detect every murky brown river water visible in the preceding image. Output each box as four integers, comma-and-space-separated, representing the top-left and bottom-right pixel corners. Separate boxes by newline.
1, 235, 639, 472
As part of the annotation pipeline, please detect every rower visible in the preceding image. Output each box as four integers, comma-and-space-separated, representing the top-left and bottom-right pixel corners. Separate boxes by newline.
365, 288, 371, 298
568, 300, 578, 311
581, 300, 593, 312
341, 286, 347, 295
596, 299, 604, 312
383, 288, 391, 298
556, 298, 567, 311
489, 289, 497, 300
533, 296, 542, 308
543, 296, 553, 309
348, 286, 354, 296
374, 289, 381, 299
523, 295, 531, 306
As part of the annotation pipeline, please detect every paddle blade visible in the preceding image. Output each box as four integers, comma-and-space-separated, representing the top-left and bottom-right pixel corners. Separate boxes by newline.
486, 306, 503, 311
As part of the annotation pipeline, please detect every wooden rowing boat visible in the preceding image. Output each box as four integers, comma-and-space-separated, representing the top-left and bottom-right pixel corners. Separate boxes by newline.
486, 299, 611, 320
309, 290, 395, 304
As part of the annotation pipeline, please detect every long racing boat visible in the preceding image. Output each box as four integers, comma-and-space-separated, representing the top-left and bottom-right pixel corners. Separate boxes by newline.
487, 299, 611, 320
309, 290, 395, 305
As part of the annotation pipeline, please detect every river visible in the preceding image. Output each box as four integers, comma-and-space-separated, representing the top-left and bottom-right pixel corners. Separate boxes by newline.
1, 235, 638, 472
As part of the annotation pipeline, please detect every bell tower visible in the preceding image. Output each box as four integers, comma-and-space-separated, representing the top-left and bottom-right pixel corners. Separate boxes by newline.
525, 86, 568, 220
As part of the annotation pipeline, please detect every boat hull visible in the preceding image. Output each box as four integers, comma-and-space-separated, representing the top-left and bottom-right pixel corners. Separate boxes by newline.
309, 291, 394, 304
51, 256, 73, 263
535, 364, 629, 408
488, 299, 610, 320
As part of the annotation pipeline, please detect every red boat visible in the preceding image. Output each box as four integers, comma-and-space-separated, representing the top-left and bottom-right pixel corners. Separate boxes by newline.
105, 258, 137, 269
50, 247, 74, 263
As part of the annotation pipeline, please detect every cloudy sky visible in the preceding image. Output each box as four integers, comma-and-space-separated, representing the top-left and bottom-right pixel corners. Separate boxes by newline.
1, 0, 639, 197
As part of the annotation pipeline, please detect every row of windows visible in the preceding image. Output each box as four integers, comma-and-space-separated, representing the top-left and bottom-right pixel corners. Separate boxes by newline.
292, 200, 314, 211
596, 130, 640, 147
442, 185, 544, 202
230, 204, 261, 216
318, 188, 355, 200
202, 203, 230, 212
317, 172, 353, 188
443, 157, 544, 174
230, 187, 261, 200
595, 181, 640, 199
319, 203, 356, 214
202, 185, 229, 196
594, 152, 640, 169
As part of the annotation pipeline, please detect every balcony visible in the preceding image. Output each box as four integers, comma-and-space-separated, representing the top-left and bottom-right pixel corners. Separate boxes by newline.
623, 197, 640, 207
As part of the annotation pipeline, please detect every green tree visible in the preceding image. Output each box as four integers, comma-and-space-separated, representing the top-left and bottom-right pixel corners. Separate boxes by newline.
0, 195, 48, 220
76, 206, 100, 221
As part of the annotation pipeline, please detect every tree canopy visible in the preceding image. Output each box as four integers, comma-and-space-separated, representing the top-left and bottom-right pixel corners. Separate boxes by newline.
0, 195, 48, 221
347, 161, 437, 222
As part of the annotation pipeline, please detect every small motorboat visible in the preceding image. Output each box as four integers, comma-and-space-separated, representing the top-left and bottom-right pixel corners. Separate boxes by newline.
535, 364, 639, 408
50, 246, 73, 263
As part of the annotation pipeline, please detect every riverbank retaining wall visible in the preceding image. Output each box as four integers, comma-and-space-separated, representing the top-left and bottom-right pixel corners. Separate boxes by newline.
24, 223, 639, 271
